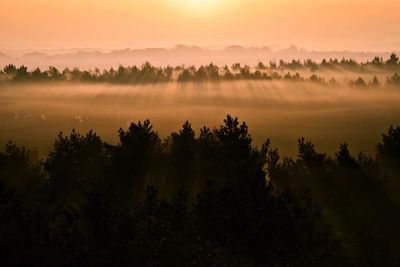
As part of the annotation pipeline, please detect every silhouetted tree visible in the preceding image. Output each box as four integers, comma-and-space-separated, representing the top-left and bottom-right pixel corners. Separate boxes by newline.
386, 73, 400, 86
0, 142, 44, 204
386, 53, 399, 66
112, 120, 162, 205
351, 77, 367, 87
1, 118, 400, 265
44, 130, 109, 206
369, 76, 381, 87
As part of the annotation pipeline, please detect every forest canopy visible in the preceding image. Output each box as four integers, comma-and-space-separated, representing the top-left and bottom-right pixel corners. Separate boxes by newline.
1, 54, 400, 87
0, 116, 399, 266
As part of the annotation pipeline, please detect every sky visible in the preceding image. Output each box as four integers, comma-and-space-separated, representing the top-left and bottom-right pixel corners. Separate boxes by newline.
1, 0, 400, 51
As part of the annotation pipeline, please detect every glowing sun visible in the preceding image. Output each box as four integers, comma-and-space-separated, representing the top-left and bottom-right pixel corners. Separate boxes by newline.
190, 0, 211, 5
187, 0, 220, 12
182, 0, 221, 16
163, 0, 244, 17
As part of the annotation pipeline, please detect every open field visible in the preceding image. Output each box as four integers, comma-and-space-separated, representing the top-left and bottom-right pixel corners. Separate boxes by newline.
1, 80, 399, 157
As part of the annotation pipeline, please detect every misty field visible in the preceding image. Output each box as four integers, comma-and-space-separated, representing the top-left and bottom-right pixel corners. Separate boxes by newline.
1, 80, 399, 157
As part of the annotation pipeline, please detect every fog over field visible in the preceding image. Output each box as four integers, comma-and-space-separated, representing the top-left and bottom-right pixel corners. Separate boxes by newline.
3, 0, 400, 265
1, 80, 399, 157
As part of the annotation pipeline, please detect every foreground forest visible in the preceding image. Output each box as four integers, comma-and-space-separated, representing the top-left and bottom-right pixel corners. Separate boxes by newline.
1, 54, 400, 87
0, 115, 399, 266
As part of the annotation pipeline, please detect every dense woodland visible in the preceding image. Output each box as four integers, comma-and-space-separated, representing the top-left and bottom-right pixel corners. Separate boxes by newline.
0, 115, 399, 266
1, 54, 400, 87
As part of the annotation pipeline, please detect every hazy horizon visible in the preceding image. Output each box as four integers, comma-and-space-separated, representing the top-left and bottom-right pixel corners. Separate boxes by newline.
1, 44, 399, 70
1, 44, 400, 54
2, 0, 400, 52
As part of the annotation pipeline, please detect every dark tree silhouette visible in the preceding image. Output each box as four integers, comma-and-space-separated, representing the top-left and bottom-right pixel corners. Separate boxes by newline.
0, 118, 400, 265
1, 54, 400, 86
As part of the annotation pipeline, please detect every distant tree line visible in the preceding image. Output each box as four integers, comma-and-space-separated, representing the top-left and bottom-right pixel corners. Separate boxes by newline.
0, 54, 400, 86
0, 116, 399, 265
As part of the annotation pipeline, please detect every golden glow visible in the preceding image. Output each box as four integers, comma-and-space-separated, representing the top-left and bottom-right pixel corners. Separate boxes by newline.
186, 0, 216, 13
0, 0, 399, 51
165, 0, 233, 17
190, 0, 211, 5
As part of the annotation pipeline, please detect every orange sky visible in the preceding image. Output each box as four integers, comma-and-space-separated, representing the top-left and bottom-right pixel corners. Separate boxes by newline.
1, 0, 399, 51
